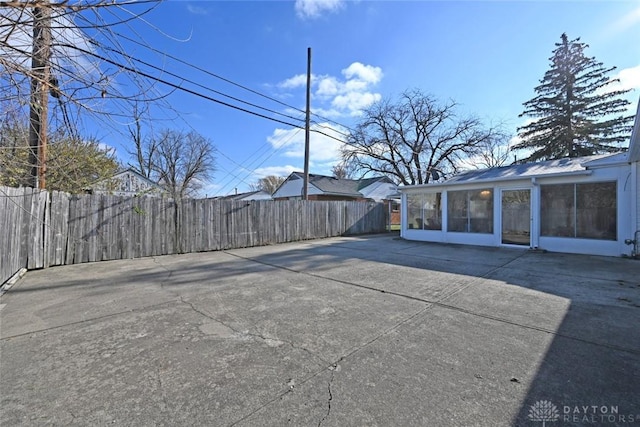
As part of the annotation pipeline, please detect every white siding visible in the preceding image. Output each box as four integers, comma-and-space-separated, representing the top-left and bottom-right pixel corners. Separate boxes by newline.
400, 163, 634, 257
93, 170, 164, 197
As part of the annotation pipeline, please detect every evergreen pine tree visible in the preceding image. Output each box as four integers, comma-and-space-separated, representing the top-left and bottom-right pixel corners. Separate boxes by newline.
514, 33, 634, 161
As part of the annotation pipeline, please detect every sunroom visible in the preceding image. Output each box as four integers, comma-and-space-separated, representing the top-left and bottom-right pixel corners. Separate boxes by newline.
399, 153, 638, 257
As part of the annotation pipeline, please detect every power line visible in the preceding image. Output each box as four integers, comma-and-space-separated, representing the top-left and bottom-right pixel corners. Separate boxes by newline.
0, 0, 162, 12
51, 41, 353, 148
82, 39, 307, 126
2, 5, 359, 196
111, 30, 307, 115
4, 8, 357, 138
108, 29, 358, 134
214, 128, 304, 196
55, 42, 309, 130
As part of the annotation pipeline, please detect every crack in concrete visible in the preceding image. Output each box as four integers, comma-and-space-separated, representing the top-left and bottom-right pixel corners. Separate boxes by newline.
155, 366, 170, 413
151, 257, 174, 289
153, 258, 327, 364
226, 250, 640, 355
317, 365, 337, 427
178, 296, 329, 365
227, 306, 427, 427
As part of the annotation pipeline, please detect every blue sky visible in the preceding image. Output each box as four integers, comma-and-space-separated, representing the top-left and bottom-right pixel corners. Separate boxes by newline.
92, 0, 640, 196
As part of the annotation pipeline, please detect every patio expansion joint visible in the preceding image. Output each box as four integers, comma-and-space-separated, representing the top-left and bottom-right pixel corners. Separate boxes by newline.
177, 295, 330, 366
0, 300, 179, 341
225, 250, 640, 356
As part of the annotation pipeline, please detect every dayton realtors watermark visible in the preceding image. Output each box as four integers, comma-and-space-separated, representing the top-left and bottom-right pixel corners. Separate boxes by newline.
528, 400, 639, 425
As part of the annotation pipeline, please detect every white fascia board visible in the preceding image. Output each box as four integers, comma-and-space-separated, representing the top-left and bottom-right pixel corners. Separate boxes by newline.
399, 170, 593, 193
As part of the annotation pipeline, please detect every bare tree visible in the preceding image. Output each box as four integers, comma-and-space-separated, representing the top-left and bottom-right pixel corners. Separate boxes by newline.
342, 89, 503, 185
469, 133, 513, 169
250, 175, 285, 195
331, 162, 355, 179
137, 129, 216, 200
0, 1, 172, 188
128, 127, 215, 253
127, 102, 157, 179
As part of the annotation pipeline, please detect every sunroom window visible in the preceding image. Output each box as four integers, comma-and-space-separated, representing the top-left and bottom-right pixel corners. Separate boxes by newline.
447, 189, 493, 233
540, 182, 616, 240
406, 193, 442, 230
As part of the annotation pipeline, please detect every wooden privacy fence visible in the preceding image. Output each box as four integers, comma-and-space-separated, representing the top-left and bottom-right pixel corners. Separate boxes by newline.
0, 186, 387, 285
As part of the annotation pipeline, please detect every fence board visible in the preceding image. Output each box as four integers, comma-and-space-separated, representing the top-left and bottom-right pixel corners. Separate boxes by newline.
52, 191, 69, 266
0, 188, 25, 284
1, 186, 387, 283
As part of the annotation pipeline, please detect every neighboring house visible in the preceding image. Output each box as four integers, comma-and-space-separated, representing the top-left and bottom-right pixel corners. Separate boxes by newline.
213, 190, 273, 201
89, 168, 166, 197
399, 99, 640, 258
272, 172, 398, 202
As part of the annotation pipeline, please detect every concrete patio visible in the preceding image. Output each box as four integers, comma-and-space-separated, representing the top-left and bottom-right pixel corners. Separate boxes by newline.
1, 234, 639, 426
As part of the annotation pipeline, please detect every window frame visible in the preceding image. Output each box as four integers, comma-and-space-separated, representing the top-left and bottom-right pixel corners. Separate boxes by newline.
446, 189, 493, 234
540, 181, 617, 241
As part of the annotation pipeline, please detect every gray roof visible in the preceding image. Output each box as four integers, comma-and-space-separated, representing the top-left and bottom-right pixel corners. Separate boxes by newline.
308, 174, 363, 197
398, 153, 625, 191
312, 174, 391, 197
285, 172, 393, 198
214, 190, 272, 201
444, 154, 614, 184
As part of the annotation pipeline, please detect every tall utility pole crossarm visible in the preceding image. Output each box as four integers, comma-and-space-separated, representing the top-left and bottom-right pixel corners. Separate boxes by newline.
28, 5, 51, 189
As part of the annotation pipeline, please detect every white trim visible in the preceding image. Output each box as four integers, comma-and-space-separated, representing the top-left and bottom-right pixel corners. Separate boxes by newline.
399, 170, 592, 192
400, 162, 632, 257
499, 187, 532, 248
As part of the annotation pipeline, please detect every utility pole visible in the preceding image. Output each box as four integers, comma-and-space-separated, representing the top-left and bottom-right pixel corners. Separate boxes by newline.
302, 47, 311, 200
28, 5, 51, 189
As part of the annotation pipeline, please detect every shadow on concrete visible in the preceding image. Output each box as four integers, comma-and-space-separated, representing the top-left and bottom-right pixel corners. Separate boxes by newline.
219, 236, 640, 426
5, 234, 640, 425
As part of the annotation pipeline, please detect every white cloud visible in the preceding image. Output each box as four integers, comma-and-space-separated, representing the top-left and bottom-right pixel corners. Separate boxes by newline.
311, 107, 343, 118
186, 4, 209, 15
278, 62, 383, 118
316, 76, 341, 96
253, 165, 299, 178
278, 74, 309, 89
98, 142, 116, 156
295, 0, 345, 19
342, 62, 383, 85
1, 10, 99, 76
610, 64, 640, 92
265, 62, 382, 177
332, 91, 381, 115
266, 123, 347, 163
198, 182, 223, 198
598, 65, 640, 114
318, 62, 383, 116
